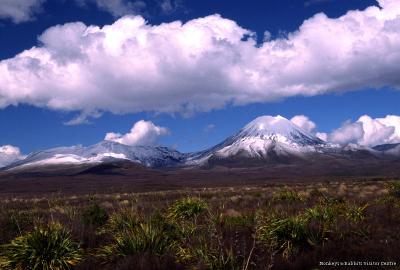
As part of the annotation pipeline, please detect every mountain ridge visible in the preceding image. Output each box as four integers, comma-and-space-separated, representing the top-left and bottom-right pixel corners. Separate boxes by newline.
3, 115, 400, 171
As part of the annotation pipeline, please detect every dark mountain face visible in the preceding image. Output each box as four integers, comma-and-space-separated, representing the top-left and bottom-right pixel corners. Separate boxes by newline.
373, 143, 400, 151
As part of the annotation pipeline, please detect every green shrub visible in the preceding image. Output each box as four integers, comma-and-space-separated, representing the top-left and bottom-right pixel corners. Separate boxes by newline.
0, 223, 82, 270
82, 203, 108, 227
168, 197, 208, 220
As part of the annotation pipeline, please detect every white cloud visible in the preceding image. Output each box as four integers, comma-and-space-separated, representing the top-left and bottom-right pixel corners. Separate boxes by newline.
1, 1, 400, 120
0, 0, 44, 23
327, 115, 400, 146
75, 0, 146, 17
63, 110, 102, 125
105, 120, 169, 146
299, 114, 400, 146
316, 132, 328, 141
328, 121, 364, 145
290, 115, 316, 133
357, 115, 395, 146
0, 145, 25, 167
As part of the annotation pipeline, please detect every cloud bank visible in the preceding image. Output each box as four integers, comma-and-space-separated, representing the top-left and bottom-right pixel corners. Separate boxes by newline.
290, 114, 400, 146
1, 0, 400, 121
0, 145, 25, 167
105, 120, 169, 146
0, 0, 44, 23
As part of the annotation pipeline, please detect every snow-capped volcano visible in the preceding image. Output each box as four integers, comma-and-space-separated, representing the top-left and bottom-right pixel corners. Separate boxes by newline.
187, 115, 329, 165
233, 115, 324, 146
4, 141, 185, 170
5, 115, 399, 172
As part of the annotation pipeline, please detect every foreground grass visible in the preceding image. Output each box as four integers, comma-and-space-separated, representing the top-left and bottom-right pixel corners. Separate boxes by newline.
0, 179, 399, 269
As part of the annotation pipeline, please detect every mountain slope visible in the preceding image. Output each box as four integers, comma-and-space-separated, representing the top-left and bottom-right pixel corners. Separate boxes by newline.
4, 141, 186, 171
372, 143, 400, 157
187, 115, 332, 166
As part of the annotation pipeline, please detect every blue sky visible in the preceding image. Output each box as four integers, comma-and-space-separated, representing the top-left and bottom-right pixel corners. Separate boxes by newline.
1, 0, 400, 154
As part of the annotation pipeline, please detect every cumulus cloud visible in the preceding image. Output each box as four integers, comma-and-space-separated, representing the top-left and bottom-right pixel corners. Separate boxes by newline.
289, 114, 400, 146
290, 115, 316, 133
0, 145, 25, 167
75, 0, 146, 17
328, 121, 364, 145
326, 115, 400, 146
105, 120, 169, 146
316, 132, 328, 141
0, 0, 45, 23
1, 0, 400, 121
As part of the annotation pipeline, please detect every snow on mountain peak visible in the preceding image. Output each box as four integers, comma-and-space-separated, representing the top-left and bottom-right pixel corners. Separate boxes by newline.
186, 115, 327, 164
234, 115, 323, 145
242, 115, 299, 135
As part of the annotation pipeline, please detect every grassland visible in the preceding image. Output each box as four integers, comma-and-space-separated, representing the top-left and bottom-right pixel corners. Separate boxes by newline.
0, 179, 399, 269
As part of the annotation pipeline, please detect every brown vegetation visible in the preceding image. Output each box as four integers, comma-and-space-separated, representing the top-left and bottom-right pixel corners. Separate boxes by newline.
0, 179, 399, 269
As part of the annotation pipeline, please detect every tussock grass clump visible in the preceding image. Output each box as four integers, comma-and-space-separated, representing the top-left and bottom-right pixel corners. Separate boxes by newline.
304, 205, 336, 224
273, 189, 304, 203
97, 217, 179, 264
345, 204, 368, 223
388, 181, 400, 198
0, 223, 82, 270
195, 245, 241, 270
82, 203, 108, 227
258, 215, 310, 259
168, 197, 207, 220
106, 209, 139, 232
258, 202, 348, 260
303, 204, 341, 245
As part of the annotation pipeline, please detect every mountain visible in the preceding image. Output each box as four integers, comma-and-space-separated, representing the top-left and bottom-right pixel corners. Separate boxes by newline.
372, 143, 400, 156
4, 115, 400, 173
187, 115, 334, 166
4, 141, 186, 171
373, 143, 400, 151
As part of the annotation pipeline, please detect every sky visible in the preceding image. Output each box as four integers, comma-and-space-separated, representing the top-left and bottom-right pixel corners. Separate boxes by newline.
1, 0, 400, 162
